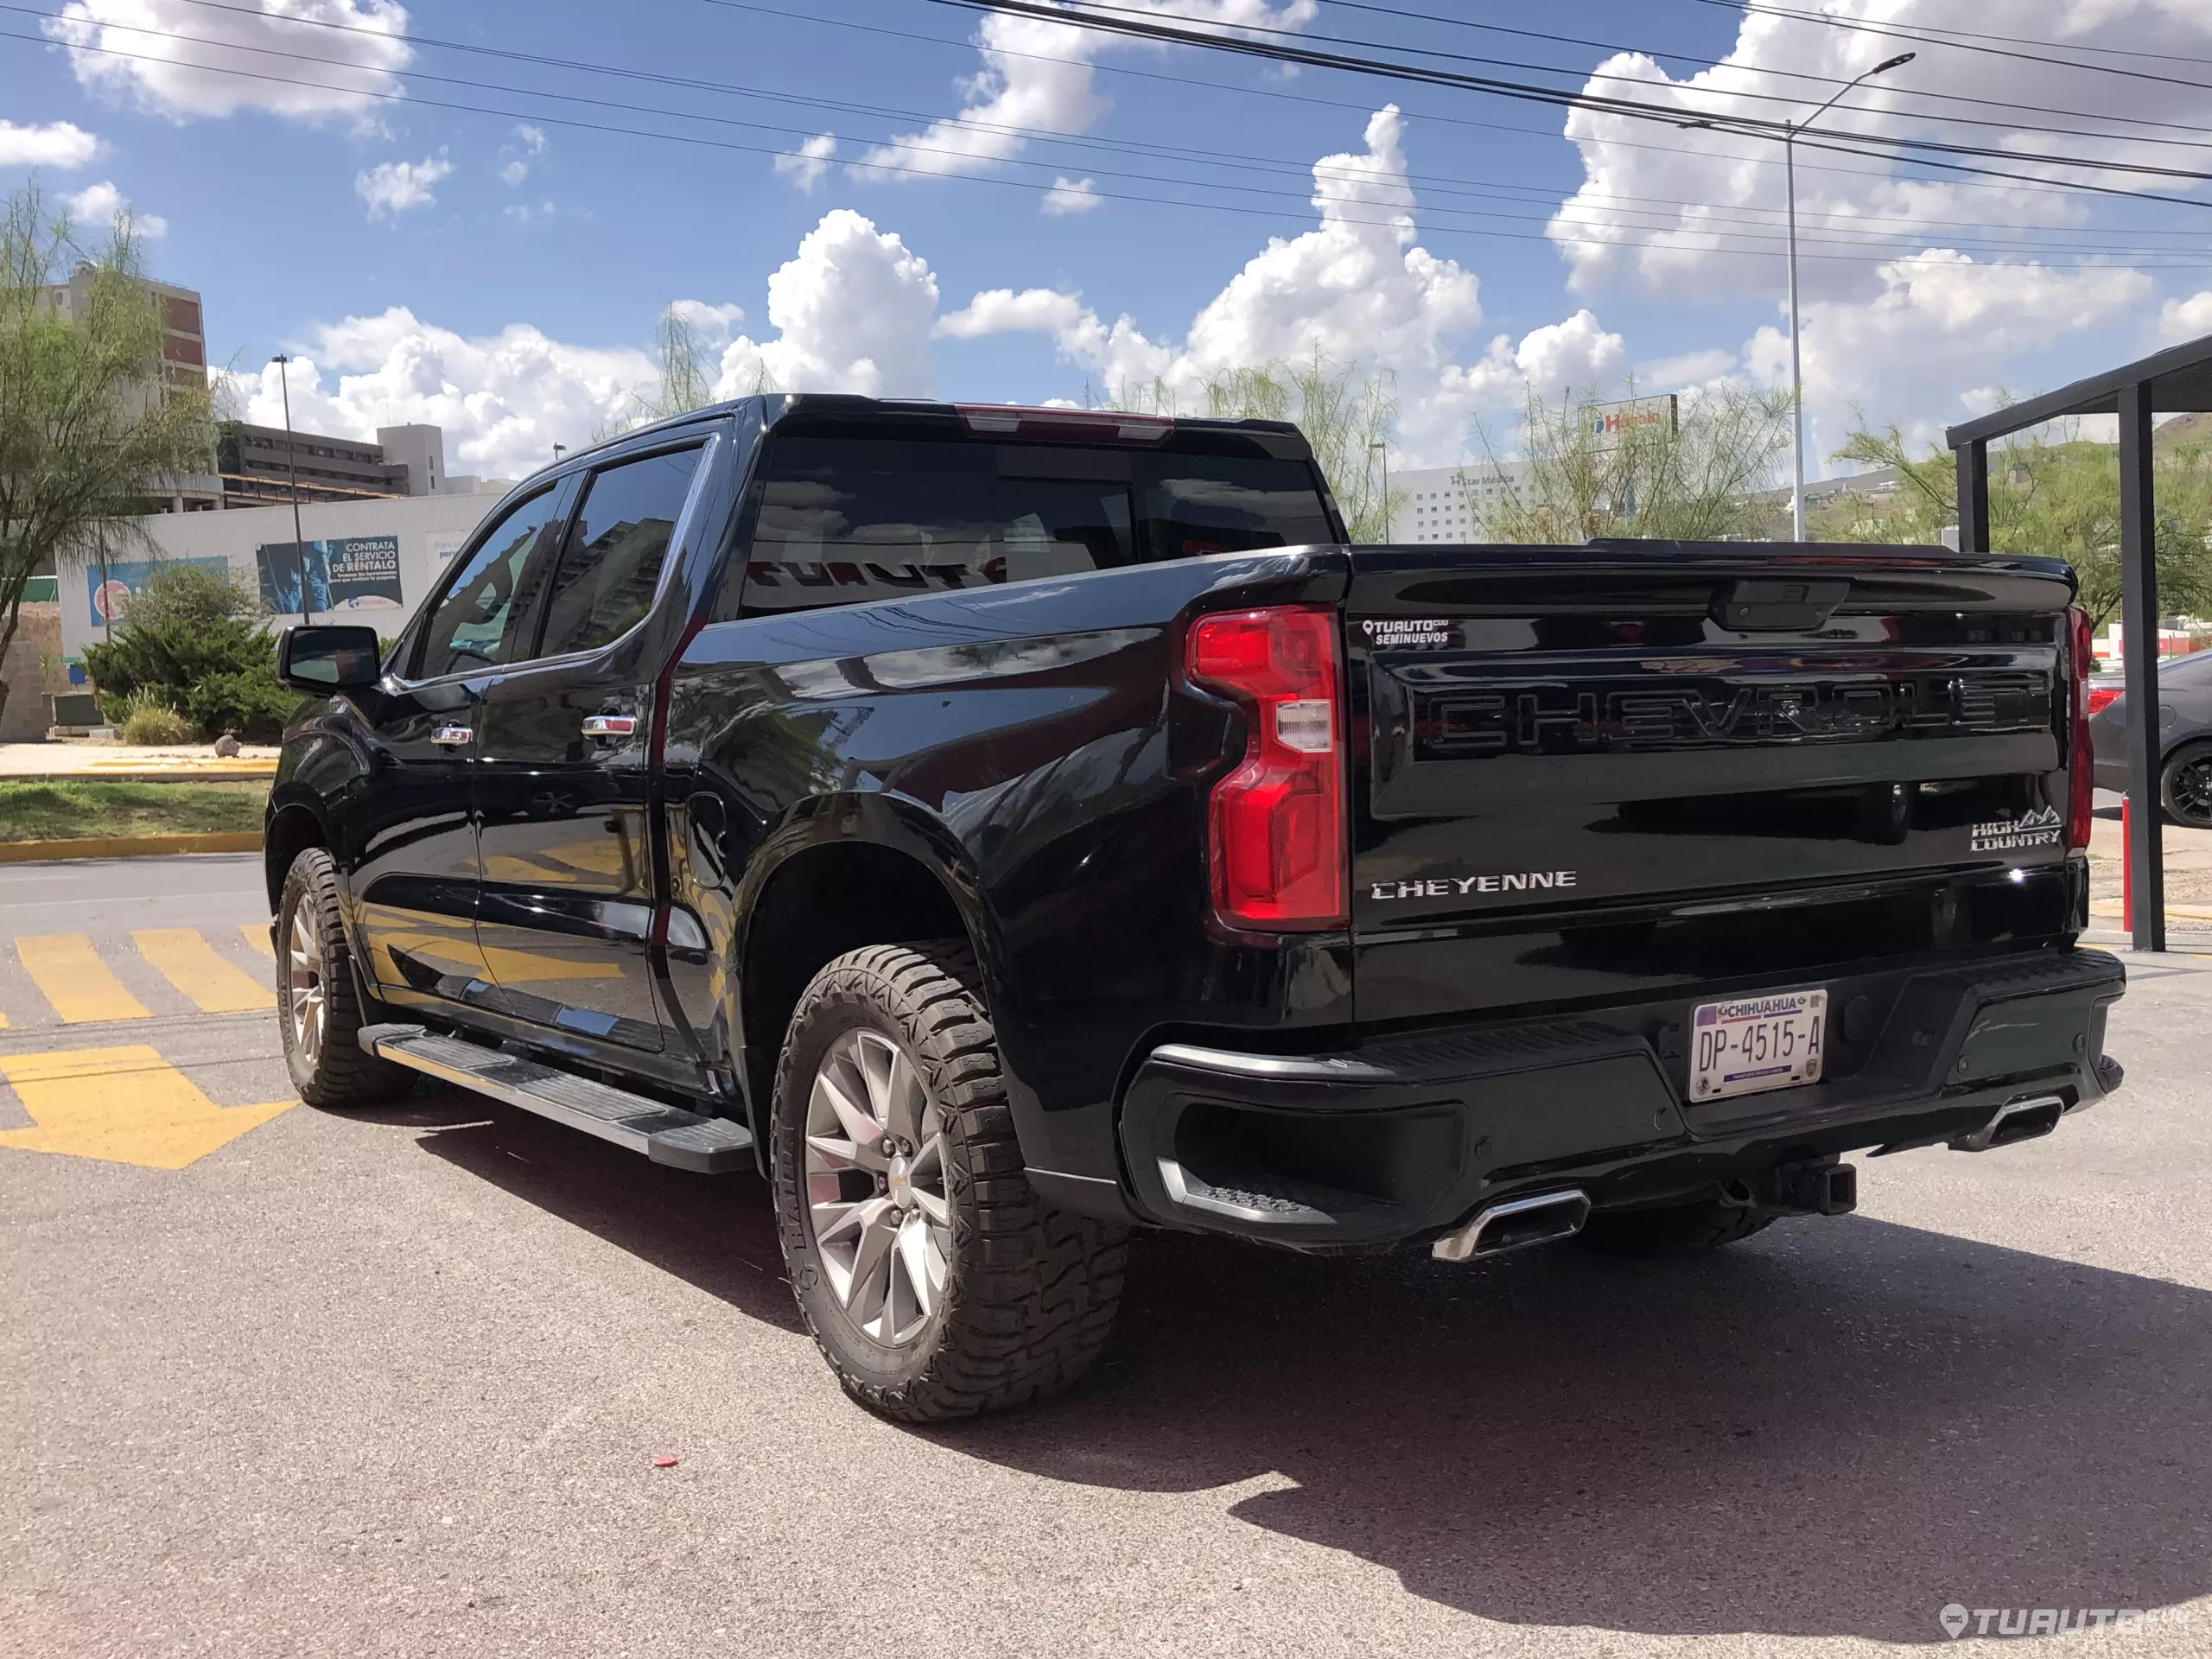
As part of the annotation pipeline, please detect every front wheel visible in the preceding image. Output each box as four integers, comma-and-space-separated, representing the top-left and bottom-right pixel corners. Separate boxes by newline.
770, 941, 1128, 1421
2161, 742, 2212, 829
276, 848, 410, 1109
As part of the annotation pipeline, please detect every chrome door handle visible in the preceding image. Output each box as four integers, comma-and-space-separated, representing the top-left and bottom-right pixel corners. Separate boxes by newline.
582, 714, 639, 740
429, 724, 473, 747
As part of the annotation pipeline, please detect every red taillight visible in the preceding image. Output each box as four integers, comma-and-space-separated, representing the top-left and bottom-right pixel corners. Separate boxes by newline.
2067, 604, 2094, 852
1186, 605, 1346, 930
2086, 686, 2121, 715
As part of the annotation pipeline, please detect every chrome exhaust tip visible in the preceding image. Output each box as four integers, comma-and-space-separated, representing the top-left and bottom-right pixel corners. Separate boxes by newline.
1433, 1189, 1592, 1262
1949, 1093, 2066, 1154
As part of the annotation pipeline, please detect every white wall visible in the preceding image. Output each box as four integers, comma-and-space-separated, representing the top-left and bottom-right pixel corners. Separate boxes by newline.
1389, 462, 1530, 543
62, 489, 505, 663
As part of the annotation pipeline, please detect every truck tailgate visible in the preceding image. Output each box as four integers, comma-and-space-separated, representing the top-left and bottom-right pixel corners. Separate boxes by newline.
1346, 543, 2082, 1022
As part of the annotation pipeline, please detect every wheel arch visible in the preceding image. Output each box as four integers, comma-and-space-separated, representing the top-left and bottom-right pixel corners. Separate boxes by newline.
264, 797, 330, 912
733, 804, 996, 1163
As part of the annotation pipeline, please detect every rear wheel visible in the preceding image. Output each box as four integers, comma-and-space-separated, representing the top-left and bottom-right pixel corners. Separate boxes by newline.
2161, 742, 2212, 828
1579, 1196, 1777, 1257
276, 848, 410, 1108
770, 940, 1128, 1421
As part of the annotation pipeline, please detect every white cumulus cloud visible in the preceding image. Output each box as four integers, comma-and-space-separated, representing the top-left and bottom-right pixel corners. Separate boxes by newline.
44, 0, 412, 123
60, 179, 165, 238
711, 209, 940, 398
854, 2, 1313, 181
357, 151, 451, 219
222, 312, 661, 480
773, 132, 836, 193
1542, 0, 2212, 463
1041, 176, 1101, 215
0, 118, 100, 167
498, 123, 543, 188
2161, 290, 2212, 345
937, 105, 1604, 465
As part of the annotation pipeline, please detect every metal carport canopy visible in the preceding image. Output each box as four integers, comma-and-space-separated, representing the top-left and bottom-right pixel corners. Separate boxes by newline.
1946, 329, 2212, 953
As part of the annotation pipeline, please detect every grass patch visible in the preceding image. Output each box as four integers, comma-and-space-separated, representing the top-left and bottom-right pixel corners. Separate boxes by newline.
0, 779, 267, 842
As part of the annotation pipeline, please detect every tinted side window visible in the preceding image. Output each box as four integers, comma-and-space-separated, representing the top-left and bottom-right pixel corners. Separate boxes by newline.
537, 447, 704, 657
1136, 454, 1337, 560
413, 487, 568, 679
733, 437, 1139, 616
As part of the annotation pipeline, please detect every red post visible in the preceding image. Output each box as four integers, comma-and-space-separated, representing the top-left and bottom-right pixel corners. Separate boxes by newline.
2122, 794, 2133, 932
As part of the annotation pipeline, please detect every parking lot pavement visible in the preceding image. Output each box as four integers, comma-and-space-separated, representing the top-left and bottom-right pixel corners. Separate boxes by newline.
3, 859, 2211, 1658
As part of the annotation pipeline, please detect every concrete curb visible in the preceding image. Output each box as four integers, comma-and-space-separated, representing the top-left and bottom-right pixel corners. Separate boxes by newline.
0, 831, 264, 862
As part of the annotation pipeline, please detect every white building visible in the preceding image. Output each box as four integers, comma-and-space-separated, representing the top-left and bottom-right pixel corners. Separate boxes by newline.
60, 489, 509, 667
1388, 461, 1531, 543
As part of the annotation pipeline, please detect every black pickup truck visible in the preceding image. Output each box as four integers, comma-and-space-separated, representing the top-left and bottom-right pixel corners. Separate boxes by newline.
266, 393, 2125, 1421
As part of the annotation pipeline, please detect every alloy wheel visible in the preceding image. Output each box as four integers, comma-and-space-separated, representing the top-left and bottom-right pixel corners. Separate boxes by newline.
287, 906, 326, 1066
801, 1027, 951, 1346
2173, 753, 2212, 826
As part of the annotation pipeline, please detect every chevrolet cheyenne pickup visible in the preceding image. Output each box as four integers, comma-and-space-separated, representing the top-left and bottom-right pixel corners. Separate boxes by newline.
265, 393, 2126, 1421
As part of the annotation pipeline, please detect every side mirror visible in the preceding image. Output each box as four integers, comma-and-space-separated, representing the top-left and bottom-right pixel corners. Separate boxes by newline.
278, 625, 384, 692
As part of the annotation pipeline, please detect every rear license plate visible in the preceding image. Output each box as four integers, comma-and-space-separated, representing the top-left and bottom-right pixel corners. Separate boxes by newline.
1690, 989, 1827, 1102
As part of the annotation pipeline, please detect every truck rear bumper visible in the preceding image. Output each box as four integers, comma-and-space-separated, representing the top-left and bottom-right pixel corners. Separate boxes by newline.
1059, 947, 2125, 1252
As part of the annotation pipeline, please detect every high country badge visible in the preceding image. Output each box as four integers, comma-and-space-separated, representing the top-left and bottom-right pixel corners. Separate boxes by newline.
1968, 805, 2063, 853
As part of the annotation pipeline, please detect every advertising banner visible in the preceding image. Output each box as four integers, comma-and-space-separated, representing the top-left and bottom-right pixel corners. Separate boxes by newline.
1584, 393, 1678, 449
256, 535, 404, 615
84, 556, 232, 629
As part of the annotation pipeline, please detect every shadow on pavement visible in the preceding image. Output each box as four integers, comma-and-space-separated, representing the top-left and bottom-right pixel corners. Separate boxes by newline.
930, 1219, 2212, 1645
399, 1085, 801, 1334
349, 1075, 2212, 1643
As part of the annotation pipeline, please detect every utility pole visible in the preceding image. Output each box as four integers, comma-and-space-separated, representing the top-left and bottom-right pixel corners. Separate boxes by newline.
270, 353, 312, 623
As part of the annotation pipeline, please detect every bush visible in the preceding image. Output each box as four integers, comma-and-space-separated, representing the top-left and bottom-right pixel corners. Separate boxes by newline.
185, 669, 302, 741
84, 608, 301, 743
111, 690, 194, 746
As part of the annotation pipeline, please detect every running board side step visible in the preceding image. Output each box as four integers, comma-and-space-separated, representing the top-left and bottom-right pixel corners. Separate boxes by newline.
359, 1023, 753, 1173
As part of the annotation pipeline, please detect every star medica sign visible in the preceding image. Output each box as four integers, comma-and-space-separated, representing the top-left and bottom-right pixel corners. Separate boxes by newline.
256, 535, 404, 617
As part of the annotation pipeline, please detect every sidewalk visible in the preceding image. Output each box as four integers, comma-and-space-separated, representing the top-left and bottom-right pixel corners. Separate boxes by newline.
0, 742, 279, 780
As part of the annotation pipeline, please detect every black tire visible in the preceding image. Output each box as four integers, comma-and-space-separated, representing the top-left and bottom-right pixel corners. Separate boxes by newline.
1578, 1197, 1777, 1257
770, 940, 1128, 1422
276, 848, 410, 1109
2161, 741, 2212, 829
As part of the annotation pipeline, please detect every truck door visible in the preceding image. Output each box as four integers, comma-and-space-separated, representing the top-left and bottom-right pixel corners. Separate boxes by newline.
471, 441, 711, 1052
353, 478, 575, 1007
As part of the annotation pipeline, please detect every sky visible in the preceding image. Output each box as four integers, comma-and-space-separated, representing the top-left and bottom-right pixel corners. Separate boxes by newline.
3, 0, 2209, 485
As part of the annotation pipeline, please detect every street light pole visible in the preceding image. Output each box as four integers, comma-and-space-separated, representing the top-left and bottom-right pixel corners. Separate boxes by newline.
270, 353, 312, 623
1781, 52, 1914, 540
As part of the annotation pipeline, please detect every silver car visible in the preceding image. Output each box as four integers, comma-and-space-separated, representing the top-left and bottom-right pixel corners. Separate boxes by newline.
2088, 646, 2212, 826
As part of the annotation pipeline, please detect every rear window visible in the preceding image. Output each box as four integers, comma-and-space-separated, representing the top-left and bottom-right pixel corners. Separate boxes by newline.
726, 435, 1332, 616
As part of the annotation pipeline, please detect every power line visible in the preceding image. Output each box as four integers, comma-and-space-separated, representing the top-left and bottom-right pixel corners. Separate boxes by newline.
1310, 0, 2212, 149
9, 24, 2205, 269
1694, 0, 2212, 95
937, 0, 2212, 189
16, 9, 2205, 265
36, 1, 2205, 255
695, 0, 2197, 217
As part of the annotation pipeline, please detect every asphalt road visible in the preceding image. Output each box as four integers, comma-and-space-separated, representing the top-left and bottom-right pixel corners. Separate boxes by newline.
3, 856, 2210, 1657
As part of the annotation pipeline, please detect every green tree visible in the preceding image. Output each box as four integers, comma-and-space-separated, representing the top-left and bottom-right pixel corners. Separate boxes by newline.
1824, 417, 2212, 631
1102, 347, 1403, 540
0, 183, 214, 728
1480, 381, 1794, 544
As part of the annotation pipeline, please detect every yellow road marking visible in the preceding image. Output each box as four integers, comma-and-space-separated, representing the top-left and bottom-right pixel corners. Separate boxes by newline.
17, 935, 149, 1024
132, 929, 276, 1014
0, 1046, 292, 1169
239, 924, 275, 957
